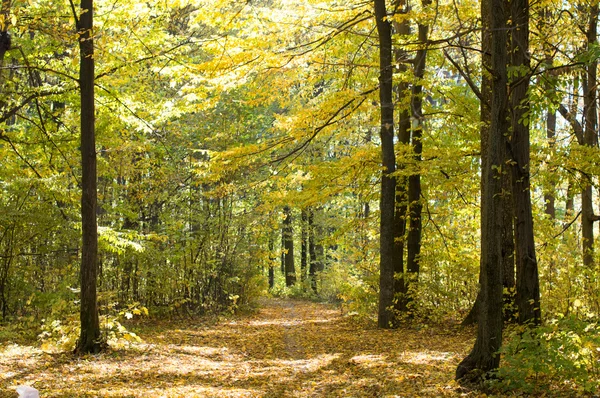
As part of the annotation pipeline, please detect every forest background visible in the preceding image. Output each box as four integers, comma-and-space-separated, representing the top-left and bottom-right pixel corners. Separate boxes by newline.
1, 0, 600, 394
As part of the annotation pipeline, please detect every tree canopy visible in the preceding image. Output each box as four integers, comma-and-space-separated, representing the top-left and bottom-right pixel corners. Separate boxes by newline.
1, 0, 600, 394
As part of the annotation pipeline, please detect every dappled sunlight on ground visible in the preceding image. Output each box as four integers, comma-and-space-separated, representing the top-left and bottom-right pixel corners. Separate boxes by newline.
0, 299, 479, 397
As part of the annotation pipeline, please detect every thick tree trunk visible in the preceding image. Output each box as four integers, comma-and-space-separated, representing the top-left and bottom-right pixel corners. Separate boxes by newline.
374, 0, 397, 329
76, 0, 102, 354
456, 0, 506, 380
283, 206, 296, 286
509, 0, 540, 325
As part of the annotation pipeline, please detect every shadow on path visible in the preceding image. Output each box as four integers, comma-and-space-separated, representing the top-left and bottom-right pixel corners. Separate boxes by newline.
0, 298, 477, 397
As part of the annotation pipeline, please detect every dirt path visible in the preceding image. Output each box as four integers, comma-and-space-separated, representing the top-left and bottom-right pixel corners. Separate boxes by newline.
0, 298, 477, 397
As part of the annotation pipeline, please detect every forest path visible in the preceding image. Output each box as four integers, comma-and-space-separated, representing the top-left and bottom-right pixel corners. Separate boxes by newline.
0, 298, 477, 397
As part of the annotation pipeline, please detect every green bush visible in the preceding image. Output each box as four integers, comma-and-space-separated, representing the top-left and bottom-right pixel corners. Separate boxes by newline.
494, 317, 600, 394
38, 297, 147, 352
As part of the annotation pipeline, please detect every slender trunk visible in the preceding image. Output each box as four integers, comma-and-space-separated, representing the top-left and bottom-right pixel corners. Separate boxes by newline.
76, 0, 102, 354
462, 0, 491, 327
544, 40, 557, 220
406, 4, 429, 302
392, 2, 410, 315
457, 0, 506, 379
308, 209, 318, 293
0, 0, 11, 82
301, 208, 308, 283
268, 234, 275, 289
374, 0, 397, 329
280, 223, 285, 274
283, 206, 296, 286
582, 4, 599, 268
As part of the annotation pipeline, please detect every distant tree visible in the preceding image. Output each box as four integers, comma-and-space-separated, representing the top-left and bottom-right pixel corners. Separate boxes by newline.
301, 208, 308, 283
283, 206, 296, 286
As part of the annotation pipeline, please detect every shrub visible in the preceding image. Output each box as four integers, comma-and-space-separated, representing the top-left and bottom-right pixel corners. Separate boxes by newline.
494, 317, 600, 394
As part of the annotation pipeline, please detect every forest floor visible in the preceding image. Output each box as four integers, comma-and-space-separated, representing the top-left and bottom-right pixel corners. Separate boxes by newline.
1, 298, 487, 397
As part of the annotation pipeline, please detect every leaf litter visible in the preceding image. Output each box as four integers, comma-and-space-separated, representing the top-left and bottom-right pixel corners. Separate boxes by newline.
1, 298, 481, 397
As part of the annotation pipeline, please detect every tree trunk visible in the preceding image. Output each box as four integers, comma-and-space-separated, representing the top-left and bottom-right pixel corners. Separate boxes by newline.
374, 0, 397, 329
456, 0, 506, 380
582, 4, 599, 268
268, 234, 275, 289
406, 5, 429, 305
542, 9, 556, 219
509, 0, 540, 325
301, 208, 308, 283
280, 222, 285, 274
283, 206, 296, 286
0, 0, 11, 83
392, 2, 410, 316
544, 48, 557, 220
501, 174, 515, 321
461, 0, 491, 327
308, 209, 322, 293
76, 0, 102, 354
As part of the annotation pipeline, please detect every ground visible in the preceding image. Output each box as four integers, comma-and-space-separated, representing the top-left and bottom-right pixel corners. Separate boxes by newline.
1, 298, 483, 397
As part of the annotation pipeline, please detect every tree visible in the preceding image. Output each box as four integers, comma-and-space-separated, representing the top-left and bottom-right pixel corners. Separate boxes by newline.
73, 0, 102, 354
283, 206, 296, 286
581, 2, 599, 268
456, 0, 506, 379
301, 208, 308, 283
374, 0, 397, 329
392, 1, 411, 316
405, 0, 430, 310
508, 0, 540, 325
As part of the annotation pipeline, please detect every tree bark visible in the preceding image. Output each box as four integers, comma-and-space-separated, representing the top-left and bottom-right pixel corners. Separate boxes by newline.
544, 39, 557, 220
456, 0, 506, 380
582, 3, 599, 268
283, 206, 296, 286
406, 2, 429, 304
374, 0, 397, 329
461, 0, 491, 327
392, 1, 410, 316
308, 209, 323, 293
501, 174, 515, 321
301, 208, 308, 283
509, 0, 540, 325
268, 234, 275, 289
76, 0, 102, 354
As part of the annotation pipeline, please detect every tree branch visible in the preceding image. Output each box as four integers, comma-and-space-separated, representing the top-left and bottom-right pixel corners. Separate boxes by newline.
270, 87, 376, 164
443, 49, 484, 104
557, 103, 584, 144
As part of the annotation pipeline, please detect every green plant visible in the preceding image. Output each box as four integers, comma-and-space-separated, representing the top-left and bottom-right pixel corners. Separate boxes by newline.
494, 317, 600, 394
38, 296, 147, 352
